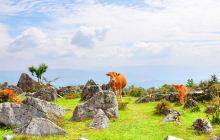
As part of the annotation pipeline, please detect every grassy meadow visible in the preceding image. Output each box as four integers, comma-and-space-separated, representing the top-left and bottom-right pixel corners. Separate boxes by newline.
1, 96, 220, 140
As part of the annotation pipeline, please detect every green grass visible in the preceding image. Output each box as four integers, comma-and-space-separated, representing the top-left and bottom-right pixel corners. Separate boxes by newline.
1, 96, 220, 140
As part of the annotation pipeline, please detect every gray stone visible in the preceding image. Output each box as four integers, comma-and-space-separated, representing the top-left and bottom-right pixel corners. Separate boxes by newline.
32, 86, 57, 101
0, 82, 8, 90
210, 136, 220, 140
20, 118, 65, 136
17, 73, 39, 92
164, 136, 183, 140
58, 85, 83, 97
78, 138, 88, 140
89, 109, 109, 129
192, 118, 212, 133
161, 110, 181, 123
205, 106, 217, 114
184, 99, 198, 108
73, 88, 118, 121
0, 97, 64, 128
2, 134, 14, 140
80, 79, 99, 101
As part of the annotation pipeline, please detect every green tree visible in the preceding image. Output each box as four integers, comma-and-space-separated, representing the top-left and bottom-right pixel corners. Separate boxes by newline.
28, 64, 48, 84
186, 79, 196, 88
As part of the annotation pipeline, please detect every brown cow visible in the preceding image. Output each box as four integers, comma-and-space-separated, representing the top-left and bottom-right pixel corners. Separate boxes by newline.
106, 72, 127, 99
174, 84, 188, 104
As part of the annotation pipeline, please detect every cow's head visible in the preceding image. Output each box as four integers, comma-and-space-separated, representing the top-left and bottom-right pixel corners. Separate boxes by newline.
106, 72, 120, 84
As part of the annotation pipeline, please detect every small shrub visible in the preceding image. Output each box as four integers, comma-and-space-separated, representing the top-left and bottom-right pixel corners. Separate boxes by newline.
64, 92, 80, 99
49, 116, 65, 128
157, 84, 175, 94
118, 101, 129, 110
206, 97, 220, 124
155, 100, 172, 115
126, 85, 146, 97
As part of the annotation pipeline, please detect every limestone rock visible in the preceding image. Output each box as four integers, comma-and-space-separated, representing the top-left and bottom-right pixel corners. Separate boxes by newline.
80, 79, 99, 101
73, 88, 118, 121
32, 86, 57, 101
192, 118, 212, 133
89, 109, 109, 129
162, 110, 181, 123
19, 118, 65, 136
164, 136, 183, 140
17, 73, 39, 92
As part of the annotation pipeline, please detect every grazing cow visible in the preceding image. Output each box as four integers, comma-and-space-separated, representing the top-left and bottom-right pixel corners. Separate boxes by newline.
174, 85, 188, 104
0, 88, 21, 104
106, 72, 127, 99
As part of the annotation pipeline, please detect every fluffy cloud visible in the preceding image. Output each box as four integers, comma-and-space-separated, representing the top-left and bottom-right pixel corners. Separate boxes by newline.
0, 0, 220, 70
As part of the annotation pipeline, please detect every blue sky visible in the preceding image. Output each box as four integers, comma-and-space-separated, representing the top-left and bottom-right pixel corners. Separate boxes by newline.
0, 0, 220, 87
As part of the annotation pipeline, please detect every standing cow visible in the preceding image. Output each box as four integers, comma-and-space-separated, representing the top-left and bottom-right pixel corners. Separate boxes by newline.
0, 88, 21, 104
174, 84, 188, 104
106, 72, 127, 99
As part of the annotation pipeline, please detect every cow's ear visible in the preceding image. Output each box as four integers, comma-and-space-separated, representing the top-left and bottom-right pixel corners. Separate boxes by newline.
106, 73, 110, 76
116, 73, 120, 76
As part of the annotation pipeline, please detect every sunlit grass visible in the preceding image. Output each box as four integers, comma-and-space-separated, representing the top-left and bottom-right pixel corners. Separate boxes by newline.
1, 96, 220, 140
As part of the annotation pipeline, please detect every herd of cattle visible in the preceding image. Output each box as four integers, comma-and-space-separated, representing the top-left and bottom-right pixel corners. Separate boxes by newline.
0, 71, 188, 104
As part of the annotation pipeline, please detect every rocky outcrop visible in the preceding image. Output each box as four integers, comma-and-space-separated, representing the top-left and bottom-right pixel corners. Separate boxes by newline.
80, 79, 99, 101
205, 106, 217, 114
32, 86, 57, 101
17, 73, 39, 92
135, 93, 179, 103
72, 87, 118, 121
136, 91, 215, 103
161, 110, 181, 123
184, 99, 198, 108
210, 136, 220, 140
18, 118, 65, 136
0, 97, 64, 129
58, 85, 83, 97
192, 118, 212, 133
89, 109, 109, 129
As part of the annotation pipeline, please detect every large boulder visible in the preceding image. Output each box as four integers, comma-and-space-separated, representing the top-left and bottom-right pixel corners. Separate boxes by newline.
192, 118, 212, 133
17, 73, 39, 92
18, 118, 65, 136
0, 97, 64, 128
32, 86, 57, 101
89, 109, 109, 129
58, 85, 83, 97
72, 87, 118, 121
81, 79, 99, 101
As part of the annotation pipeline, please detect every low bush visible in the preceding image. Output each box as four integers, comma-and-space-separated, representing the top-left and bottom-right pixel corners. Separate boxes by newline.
63, 92, 80, 99
155, 100, 172, 115
118, 101, 129, 110
126, 85, 146, 97
206, 97, 220, 124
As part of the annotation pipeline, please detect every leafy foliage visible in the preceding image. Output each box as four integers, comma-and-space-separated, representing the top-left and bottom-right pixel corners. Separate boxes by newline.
125, 85, 146, 97
157, 84, 176, 94
155, 100, 172, 115
28, 64, 48, 84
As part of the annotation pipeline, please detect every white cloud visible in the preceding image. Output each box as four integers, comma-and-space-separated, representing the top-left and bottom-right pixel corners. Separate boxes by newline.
1, 0, 220, 70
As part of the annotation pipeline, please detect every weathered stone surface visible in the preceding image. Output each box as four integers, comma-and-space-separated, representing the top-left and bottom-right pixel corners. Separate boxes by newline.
101, 84, 110, 90
0, 82, 8, 89
0, 97, 64, 128
78, 138, 88, 140
17, 73, 39, 92
89, 109, 109, 129
32, 86, 57, 101
80, 79, 99, 101
164, 136, 183, 140
161, 110, 181, 123
73, 88, 118, 121
136, 92, 215, 103
192, 118, 212, 133
184, 99, 198, 108
18, 118, 65, 136
2, 134, 14, 140
205, 106, 217, 114
210, 136, 220, 140
58, 85, 83, 97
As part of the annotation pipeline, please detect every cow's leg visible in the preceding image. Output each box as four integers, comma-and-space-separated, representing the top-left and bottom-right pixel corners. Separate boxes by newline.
119, 88, 122, 100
